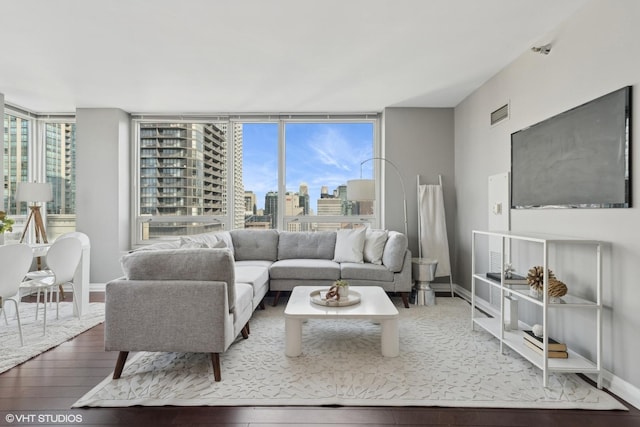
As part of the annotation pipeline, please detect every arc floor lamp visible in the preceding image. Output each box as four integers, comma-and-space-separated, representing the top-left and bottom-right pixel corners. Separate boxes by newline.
346, 157, 408, 236
16, 182, 53, 244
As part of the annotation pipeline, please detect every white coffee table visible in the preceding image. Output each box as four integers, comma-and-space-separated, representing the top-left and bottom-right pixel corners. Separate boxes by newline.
284, 285, 400, 357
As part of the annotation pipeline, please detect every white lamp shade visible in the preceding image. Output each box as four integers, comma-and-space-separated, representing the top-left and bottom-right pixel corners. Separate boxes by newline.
347, 179, 375, 201
15, 182, 53, 203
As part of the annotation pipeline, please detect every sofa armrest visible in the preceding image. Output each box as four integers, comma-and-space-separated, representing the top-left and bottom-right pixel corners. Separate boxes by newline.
105, 279, 232, 353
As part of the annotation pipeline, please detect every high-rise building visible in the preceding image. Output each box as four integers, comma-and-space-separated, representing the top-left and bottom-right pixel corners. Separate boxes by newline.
3, 114, 29, 215
45, 122, 77, 238
244, 191, 257, 216
232, 123, 244, 229
139, 123, 227, 236
284, 191, 304, 231
298, 182, 310, 215
264, 191, 278, 229
45, 123, 76, 215
316, 185, 343, 231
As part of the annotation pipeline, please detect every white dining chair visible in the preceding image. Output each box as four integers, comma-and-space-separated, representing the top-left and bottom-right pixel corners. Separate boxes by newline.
20, 236, 83, 334
55, 231, 90, 300
0, 244, 34, 346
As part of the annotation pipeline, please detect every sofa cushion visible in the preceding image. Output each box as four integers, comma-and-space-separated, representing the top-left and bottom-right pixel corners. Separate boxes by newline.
230, 229, 279, 261
363, 229, 388, 265
235, 265, 269, 297
340, 262, 394, 282
278, 232, 336, 260
333, 228, 366, 263
270, 259, 341, 280
382, 231, 408, 272
235, 260, 273, 269
233, 283, 254, 324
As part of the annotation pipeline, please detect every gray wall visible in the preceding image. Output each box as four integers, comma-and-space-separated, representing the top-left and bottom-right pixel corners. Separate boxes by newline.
383, 107, 456, 284
454, 0, 640, 392
76, 108, 131, 283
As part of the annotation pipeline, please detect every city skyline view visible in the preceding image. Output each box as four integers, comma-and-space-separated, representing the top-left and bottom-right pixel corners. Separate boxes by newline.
242, 122, 374, 213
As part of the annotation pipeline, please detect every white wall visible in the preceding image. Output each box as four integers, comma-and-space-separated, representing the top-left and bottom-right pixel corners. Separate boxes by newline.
76, 108, 131, 283
383, 107, 455, 283
455, 0, 640, 393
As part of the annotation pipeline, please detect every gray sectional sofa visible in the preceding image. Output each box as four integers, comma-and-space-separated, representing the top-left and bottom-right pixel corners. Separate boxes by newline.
185, 228, 412, 308
104, 228, 411, 381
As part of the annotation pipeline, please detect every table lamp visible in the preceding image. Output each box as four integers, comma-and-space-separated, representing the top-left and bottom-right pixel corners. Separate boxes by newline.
16, 182, 53, 244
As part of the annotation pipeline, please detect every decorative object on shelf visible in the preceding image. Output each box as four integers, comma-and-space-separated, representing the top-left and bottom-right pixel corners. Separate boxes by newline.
523, 329, 567, 351
548, 278, 568, 300
486, 272, 528, 285
532, 323, 544, 337
504, 295, 518, 331
527, 265, 556, 297
504, 263, 514, 279
523, 329, 568, 358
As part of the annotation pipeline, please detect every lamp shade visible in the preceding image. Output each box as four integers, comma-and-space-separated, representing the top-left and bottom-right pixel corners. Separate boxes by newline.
15, 182, 53, 203
347, 179, 375, 201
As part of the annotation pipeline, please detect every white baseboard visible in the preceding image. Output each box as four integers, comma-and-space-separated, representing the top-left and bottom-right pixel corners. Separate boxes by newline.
454, 284, 640, 409
89, 283, 106, 292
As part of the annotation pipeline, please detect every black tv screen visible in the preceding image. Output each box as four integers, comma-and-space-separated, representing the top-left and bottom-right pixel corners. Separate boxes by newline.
511, 86, 632, 208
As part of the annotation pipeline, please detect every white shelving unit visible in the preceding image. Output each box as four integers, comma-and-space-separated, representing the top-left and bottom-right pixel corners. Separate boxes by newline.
471, 230, 603, 388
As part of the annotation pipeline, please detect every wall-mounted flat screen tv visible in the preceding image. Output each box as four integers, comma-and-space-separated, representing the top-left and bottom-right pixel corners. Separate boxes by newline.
511, 86, 632, 209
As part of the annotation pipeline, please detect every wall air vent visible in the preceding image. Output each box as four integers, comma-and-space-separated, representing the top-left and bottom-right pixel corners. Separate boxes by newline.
490, 103, 509, 126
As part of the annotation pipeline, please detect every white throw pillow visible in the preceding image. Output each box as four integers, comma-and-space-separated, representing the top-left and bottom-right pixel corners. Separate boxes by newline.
363, 229, 388, 265
333, 228, 366, 263
179, 237, 209, 248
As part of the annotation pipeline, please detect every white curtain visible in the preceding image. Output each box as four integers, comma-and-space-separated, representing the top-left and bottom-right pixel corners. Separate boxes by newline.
418, 184, 451, 277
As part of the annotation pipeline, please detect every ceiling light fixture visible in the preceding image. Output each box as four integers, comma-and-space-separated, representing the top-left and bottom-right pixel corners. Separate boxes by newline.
531, 43, 552, 55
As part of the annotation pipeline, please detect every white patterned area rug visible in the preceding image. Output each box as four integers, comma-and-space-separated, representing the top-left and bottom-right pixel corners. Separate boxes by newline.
0, 302, 105, 374
73, 298, 625, 410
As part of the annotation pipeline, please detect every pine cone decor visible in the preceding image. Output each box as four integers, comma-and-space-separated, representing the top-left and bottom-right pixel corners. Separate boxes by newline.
548, 279, 568, 297
526, 266, 556, 292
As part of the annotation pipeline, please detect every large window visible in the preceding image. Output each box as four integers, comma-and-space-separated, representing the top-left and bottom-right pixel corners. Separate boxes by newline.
136, 122, 229, 240
134, 116, 379, 243
3, 113, 30, 216
2, 111, 76, 242
44, 121, 77, 239
283, 122, 374, 231
240, 122, 279, 230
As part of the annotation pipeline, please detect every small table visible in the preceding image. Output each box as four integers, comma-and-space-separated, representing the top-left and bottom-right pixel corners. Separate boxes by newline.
284, 286, 400, 357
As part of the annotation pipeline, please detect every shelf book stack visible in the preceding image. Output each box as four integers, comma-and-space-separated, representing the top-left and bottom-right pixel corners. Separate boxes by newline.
523, 330, 568, 358
486, 272, 528, 285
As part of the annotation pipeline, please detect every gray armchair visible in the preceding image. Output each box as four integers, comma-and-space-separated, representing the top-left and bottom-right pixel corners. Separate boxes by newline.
104, 248, 253, 381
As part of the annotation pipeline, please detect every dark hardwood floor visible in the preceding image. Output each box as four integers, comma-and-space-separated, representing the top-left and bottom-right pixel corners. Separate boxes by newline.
1, 293, 638, 427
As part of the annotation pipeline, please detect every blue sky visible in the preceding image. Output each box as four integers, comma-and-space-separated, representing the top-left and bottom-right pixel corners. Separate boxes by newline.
242, 122, 374, 212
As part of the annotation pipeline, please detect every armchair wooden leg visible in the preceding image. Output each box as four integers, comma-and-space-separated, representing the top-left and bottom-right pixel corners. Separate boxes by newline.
400, 292, 410, 308
272, 291, 281, 307
211, 353, 221, 382
258, 299, 265, 310
113, 351, 129, 379
245, 321, 250, 335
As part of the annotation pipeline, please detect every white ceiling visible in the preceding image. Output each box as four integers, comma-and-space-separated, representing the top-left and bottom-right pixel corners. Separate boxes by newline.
0, 0, 591, 114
